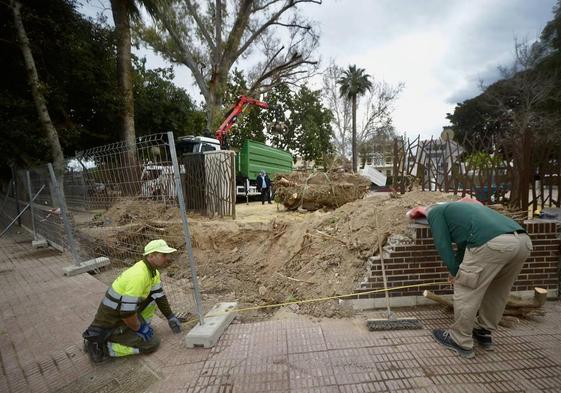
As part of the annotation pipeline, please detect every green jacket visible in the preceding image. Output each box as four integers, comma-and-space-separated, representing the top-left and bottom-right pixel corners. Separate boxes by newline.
427, 202, 525, 275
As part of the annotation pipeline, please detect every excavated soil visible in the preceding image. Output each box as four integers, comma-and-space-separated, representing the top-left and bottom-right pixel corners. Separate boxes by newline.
79, 191, 524, 320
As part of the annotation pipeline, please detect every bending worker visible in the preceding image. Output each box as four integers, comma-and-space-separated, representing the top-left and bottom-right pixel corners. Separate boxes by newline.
82, 239, 182, 363
408, 198, 532, 358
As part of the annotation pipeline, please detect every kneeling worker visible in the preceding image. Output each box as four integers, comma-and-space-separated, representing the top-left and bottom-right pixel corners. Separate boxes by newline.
83, 239, 182, 362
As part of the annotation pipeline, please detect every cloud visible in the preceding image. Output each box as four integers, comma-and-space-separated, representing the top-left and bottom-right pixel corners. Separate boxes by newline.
307, 0, 557, 138
78, 0, 558, 139
445, 65, 504, 105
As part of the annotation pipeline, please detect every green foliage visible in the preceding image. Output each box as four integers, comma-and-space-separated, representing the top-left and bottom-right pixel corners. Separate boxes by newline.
0, 0, 120, 170
264, 83, 297, 151
209, 68, 334, 161
133, 58, 205, 137
447, 1, 561, 150
223, 70, 266, 148
337, 65, 373, 99
291, 86, 335, 162
0, 0, 203, 177
465, 152, 504, 170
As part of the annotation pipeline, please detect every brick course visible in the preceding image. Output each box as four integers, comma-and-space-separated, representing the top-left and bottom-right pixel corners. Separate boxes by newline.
354, 220, 560, 299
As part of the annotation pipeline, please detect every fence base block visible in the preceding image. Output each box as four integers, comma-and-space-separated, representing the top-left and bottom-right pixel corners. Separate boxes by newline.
184, 302, 238, 348
62, 257, 110, 276
31, 238, 48, 249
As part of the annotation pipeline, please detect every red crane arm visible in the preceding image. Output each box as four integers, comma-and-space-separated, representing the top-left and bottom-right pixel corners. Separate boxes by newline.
215, 96, 269, 145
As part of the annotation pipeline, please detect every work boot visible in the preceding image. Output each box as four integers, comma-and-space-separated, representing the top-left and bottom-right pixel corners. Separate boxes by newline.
83, 339, 108, 364
473, 328, 494, 351
431, 329, 475, 359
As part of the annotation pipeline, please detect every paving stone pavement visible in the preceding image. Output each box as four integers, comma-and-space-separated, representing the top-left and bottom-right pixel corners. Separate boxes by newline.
1, 233, 561, 393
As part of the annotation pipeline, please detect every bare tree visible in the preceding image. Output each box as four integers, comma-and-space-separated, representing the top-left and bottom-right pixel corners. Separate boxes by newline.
138, 0, 321, 131
322, 62, 351, 157
9, 0, 64, 176
357, 80, 404, 143
323, 62, 403, 164
484, 39, 561, 210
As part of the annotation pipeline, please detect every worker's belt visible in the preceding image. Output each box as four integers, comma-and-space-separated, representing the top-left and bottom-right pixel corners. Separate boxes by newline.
102, 288, 141, 312
505, 229, 527, 235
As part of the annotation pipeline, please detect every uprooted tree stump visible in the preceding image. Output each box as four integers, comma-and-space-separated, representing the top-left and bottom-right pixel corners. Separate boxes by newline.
423, 287, 548, 328
273, 171, 371, 211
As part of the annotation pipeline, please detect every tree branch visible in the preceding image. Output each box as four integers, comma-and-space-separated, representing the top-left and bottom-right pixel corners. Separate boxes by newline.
185, 0, 215, 51
248, 52, 317, 94
235, 0, 319, 60
159, 16, 209, 99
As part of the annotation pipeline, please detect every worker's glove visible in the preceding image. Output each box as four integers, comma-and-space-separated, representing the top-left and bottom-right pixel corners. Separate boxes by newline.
167, 315, 181, 334
136, 323, 154, 341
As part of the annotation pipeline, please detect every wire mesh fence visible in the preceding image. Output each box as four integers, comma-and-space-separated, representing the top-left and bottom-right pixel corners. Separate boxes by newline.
66, 133, 200, 319
0, 167, 71, 252
1, 132, 208, 322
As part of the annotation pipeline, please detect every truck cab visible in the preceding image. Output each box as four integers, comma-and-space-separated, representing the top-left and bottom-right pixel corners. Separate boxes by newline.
176, 135, 221, 155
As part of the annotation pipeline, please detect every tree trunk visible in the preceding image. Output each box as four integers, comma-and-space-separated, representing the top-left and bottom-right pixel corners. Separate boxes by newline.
520, 127, 532, 212
110, 0, 135, 150
207, 75, 226, 138
351, 95, 357, 172
111, 0, 139, 195
11, 0, 64, 176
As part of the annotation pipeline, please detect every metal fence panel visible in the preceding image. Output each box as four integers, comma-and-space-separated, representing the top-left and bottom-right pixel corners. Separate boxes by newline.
64, 133, 200, 320
182, 151, 236, 217
1, 132, 239, 322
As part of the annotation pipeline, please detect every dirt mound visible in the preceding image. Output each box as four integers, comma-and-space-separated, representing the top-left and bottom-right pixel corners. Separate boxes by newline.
82, 190, 473, 320
95, 198, 179, 226
274, 171, 371, 211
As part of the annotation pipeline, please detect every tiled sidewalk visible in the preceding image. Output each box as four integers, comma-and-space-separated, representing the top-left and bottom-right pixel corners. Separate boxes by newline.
1, 234, 561, 393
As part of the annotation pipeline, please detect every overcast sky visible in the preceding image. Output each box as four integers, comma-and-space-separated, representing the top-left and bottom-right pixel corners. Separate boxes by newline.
80, 0, 558, 139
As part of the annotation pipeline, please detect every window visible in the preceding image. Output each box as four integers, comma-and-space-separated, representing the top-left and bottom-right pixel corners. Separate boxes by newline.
201, 144, 217, 152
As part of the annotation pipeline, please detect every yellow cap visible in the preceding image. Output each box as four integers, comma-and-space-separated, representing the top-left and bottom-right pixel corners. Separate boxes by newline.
143, 239, 177, 256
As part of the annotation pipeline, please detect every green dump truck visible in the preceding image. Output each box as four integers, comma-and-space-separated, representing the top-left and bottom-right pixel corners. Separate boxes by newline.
176, 136, 292, 196
235, 140, 293, 195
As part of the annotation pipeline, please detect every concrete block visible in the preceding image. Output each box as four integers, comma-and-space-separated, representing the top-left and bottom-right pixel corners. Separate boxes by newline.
62, 257, 110, 276
184, 302, 238, 348
31, 238, 48, 249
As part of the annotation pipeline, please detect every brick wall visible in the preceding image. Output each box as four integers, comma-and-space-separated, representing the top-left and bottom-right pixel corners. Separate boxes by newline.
353, 220, 560, 300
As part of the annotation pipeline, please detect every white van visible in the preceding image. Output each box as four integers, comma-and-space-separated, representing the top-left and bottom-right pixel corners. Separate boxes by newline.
140, 164, 177, 198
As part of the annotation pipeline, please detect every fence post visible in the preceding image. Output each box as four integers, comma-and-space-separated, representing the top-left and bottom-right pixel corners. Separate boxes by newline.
48, 163, 81, 266
231, 152, 236, 220
167, 132, 205, 325
11, 167, 21, 225
26, 171, 38, 240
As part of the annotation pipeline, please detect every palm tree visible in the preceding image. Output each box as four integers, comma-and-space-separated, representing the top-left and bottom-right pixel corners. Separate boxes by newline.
337, 65, 372, 172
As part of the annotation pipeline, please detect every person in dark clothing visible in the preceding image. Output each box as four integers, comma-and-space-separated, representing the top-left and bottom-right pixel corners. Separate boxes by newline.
256, 170, 272, 204
408, 198, 532, 358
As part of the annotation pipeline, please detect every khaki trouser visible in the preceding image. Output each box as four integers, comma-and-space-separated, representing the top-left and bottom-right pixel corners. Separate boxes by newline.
450, 232, 533, 349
